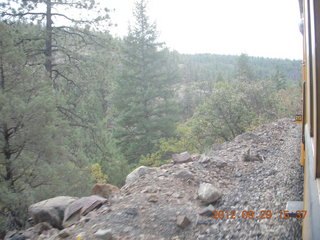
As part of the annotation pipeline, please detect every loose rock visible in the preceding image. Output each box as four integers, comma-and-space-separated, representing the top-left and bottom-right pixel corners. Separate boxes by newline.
94, 229, 113, 240
198, 183, 221, 204
15, 118, 302, 240
199, 204, 215, 216
172, 152, 192, 164
176, 215, 191, 228
125, 166, 155, 185
173, 169, 194, 181
63, 195, 108, 228
147, 194, 158, 203
58, 229, 71, 238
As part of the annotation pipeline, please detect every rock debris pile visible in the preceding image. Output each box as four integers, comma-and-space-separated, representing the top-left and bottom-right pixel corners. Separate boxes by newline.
5, 118, 303, 240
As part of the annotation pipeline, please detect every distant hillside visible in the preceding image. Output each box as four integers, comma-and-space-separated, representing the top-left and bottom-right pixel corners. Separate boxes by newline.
178, 53, 302, 85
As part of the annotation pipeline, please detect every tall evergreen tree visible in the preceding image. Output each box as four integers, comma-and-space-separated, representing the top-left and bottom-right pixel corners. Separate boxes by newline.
1, 2, 125, 186
237, 53, 254, 82
113, 0, 178, 164
0, 23, 94, 231
0, 0, 110, 90
271, 66, 287, 89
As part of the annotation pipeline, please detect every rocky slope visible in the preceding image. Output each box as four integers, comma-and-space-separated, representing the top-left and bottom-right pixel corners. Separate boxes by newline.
8, 118, 304, 240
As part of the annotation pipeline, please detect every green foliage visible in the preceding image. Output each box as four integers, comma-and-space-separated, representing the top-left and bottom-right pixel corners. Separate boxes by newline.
0, 21, 132, 231
0, 22, 93, 231
237, 53, 254, 82
274, 86, 301, 117
189, 81, 255, 143
113, 0, 179, 164
169, 78, 295, 152
90, 163, 109, 184
139, 120, 208, 167
0, 2, 302, 232
178, 53, 301, 84
271, 66, 287, 89
139, 137, 189, 167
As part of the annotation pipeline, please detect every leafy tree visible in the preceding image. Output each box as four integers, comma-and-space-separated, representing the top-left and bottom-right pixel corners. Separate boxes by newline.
191, 81, 255, 143
113, 0, 178, 164
274, 86, 301, 118
177, 79, 280, 150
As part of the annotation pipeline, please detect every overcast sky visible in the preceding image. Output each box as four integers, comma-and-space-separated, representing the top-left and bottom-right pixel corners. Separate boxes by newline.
106, 0, 303, 60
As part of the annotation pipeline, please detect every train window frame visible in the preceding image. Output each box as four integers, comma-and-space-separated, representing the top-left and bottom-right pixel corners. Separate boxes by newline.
306, 0, 314, 138
304, 0, 320, 179
313, 0, 320, 178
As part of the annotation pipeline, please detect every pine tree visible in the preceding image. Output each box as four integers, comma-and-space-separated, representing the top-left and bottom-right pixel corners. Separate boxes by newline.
0, 22, 95, 232
113, 0, 178, 164
1, 2, 126, 186
271, 66, 287, 89
0, 0, 110, 90
237, 53, 254, 82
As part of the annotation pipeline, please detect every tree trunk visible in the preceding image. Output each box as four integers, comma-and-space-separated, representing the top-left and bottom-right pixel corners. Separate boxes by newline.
45, 0, 55, 89
0, 55, 5, 91
2, 123, 15, 191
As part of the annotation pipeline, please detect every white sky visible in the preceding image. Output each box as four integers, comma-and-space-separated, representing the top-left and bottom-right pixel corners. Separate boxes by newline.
106, 0, 303, 60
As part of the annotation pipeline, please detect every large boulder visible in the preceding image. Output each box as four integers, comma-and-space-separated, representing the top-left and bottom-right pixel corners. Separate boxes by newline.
197, 183, 221, 204
63, 195, 108, 228
125, 166, 155, 185
28, 196, 77, 229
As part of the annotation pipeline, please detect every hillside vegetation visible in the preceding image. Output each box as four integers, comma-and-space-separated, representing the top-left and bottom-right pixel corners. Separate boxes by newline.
0, 0, 301, 233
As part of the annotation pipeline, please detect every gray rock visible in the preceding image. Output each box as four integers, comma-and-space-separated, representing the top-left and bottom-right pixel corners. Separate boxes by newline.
198, 183, 221, 204
141, 186, 158, 193
4, 230, 17, 240
94, 229, 113, 240
63, 195, 107, 228
191, 154, 202, 161
36, 228, 59, 240
147, 194, 158, 202
10, 235, 25, 240
123, 208, 138, 218
176, 215, 191, 228
125, 166, 155, 185
28, 196, 77, 229
172, 192, 183, 198
174, 169, 194, 181
199, 204, 215, 216
172, 152, 192, 164
212, 157, 227, 168
199, 155, 210, 164
58, 229, 71, 238
33, 222, 52, 235
242, 149, 264, 162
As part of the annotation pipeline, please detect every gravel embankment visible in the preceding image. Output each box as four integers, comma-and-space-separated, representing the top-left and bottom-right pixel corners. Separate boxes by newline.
64, 118, 304, 240
198, 118, 304, 240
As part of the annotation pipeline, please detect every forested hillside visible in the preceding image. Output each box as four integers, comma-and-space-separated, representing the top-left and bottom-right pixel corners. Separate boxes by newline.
0, 0, 301, 233
179, 53, 301, 84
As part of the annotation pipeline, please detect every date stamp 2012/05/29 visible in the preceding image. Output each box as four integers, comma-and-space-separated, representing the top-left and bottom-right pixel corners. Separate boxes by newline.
211, 210, 307, 220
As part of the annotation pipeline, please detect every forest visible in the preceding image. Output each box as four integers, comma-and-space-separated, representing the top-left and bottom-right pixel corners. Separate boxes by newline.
0, 0, 301, 232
